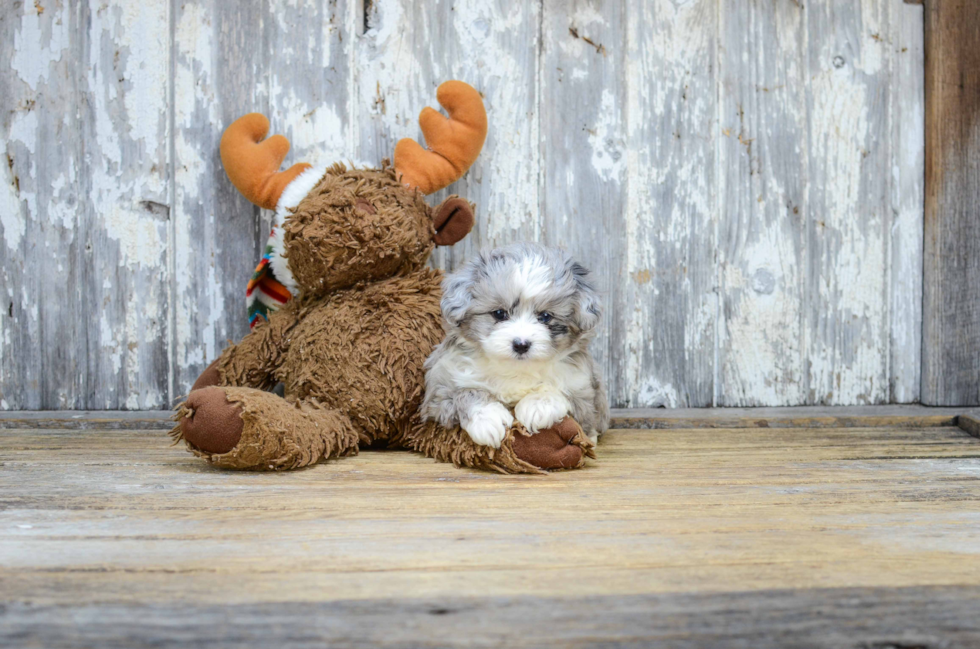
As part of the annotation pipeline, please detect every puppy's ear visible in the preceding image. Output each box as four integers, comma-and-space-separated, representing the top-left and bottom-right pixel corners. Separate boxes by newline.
571, 262, 600, 333
441, 259, 478, 327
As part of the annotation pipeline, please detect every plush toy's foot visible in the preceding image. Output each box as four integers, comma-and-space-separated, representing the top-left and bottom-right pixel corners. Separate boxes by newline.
512, 417, 594, 470
179, 386, 244, 454
172, 387, 359, 470
405, 415, 594, 474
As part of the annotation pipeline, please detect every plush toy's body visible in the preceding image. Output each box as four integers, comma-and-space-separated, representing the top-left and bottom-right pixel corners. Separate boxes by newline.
173, 81, 593, 473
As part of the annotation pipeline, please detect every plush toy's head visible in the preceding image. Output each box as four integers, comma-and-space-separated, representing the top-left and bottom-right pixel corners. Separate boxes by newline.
220, 81, 487, 307
275, 162, 478, 298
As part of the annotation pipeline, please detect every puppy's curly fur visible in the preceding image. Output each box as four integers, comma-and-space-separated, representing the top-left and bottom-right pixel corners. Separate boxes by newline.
422, 243, 610, 448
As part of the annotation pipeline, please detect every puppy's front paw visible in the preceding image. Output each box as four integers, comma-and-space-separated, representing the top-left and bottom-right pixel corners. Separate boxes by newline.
515, 393, 570, 433
462, 402, 514, 448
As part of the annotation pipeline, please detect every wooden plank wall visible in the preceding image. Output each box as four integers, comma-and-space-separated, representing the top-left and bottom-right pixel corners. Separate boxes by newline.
0, 0, 926, 410
922, 0, 980, 406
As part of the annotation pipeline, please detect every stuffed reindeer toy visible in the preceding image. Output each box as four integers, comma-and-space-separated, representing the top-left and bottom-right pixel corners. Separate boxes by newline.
173, 81, 594, 473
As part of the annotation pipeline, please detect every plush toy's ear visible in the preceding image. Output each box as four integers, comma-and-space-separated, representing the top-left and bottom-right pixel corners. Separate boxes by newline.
571, 262, 601, 333
432, 196, 475, 246
394, 81, 488, 195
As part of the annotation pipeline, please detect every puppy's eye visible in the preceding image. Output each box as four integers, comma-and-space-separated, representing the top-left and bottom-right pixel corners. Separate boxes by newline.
491, 309, 509, 322
538, 312, 553, 324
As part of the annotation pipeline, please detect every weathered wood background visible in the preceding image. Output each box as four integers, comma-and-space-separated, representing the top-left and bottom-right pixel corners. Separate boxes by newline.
0, 0, 927, 410
922, 0, 980, 407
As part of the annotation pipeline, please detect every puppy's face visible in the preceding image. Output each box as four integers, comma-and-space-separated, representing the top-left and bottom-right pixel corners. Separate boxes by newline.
442, 244, 600, 362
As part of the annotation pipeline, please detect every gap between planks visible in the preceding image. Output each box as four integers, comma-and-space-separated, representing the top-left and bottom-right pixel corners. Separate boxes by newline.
0, 405, 979, 434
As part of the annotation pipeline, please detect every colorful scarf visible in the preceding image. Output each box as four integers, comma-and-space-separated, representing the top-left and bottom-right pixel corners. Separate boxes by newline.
245, 229, 294, 328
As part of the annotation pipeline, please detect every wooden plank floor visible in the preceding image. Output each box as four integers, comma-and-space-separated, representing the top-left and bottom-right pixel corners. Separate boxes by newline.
2, 411, 980, 647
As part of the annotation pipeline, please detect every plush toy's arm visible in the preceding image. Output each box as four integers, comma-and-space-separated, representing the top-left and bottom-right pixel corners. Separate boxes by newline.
191, 305, 300, 392
406, 414, 594, 474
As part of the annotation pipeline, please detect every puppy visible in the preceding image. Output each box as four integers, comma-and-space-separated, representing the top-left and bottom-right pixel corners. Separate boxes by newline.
422, 242, 609, 448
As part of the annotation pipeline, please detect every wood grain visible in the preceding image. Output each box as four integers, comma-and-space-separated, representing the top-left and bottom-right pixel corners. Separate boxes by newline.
718, 0, 925, 407
1, 1, 172, 409
4, 587, 980, 649
540, 0, 627, 407
0, 2, 928, 408
1, 1, 79, 410
0, 409, 173, 430
623, 0, 717, 407
172, 0, 272, 400
890, 0, 926, 403
609, 404, 966, 430
0, 404, 970, 430
353, 0, 542, 268
958, 413, 980, 439
922, 0, 980, 406
1, 422, 979, 646
80, 1, 174, 410
717, 0, 808, 406
805, 0, 892, 405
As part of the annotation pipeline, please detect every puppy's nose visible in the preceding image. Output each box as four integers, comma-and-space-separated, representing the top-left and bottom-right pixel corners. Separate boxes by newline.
512, 339, 531, 355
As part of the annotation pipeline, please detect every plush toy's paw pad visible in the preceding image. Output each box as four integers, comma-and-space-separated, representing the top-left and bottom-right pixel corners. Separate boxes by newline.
515, 393, 569, 433
512, 416, 589, 470
549, 416, 589, 445
179, 387, 244, 455
462, 402, 514, 448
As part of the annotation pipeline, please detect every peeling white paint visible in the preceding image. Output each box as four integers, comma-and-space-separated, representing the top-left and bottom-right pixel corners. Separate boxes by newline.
0, 311, 7, 390
5, 110, 40, 242
623, 0, 717, 407
86, 2, 170, 273
889, 1, 925, 403
119, 2, 170, 162
174, 4, 217, 127
173, 62, 217, 375
0, 154, 25, 252
101, 205, 167, 269
47, 166, 76, 231
720, 235, 805, 406
636, 377, 680, 409
173, 131, 207, 373
0, 0, 925, 409
268, 0, 349, 168
82, 0, 172, 408
808, 36, 887, 405
355, 0, 541, 242
270, 85, 347, 165
571, 4, 606, 28
100, 313, 124, 377
588, 90, 624, 183
465, 0, 543, 242
201, 264, 226, 368
715, 1, 810, 408
11, 3, 69, 91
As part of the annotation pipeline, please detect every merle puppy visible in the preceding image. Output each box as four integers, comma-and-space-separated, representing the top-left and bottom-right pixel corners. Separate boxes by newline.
422, 243, 609, 448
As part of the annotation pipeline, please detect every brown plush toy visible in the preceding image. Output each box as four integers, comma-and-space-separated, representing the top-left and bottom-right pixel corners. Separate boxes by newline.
172, 81, 594, 473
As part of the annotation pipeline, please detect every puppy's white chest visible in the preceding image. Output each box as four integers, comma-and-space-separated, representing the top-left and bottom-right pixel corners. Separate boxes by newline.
465, 358, 566, 407
487, 372, 550, 406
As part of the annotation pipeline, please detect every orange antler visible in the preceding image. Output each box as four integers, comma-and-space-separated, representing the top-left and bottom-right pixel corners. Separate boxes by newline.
220, 114, 312, 210
394, 81, 488, 195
